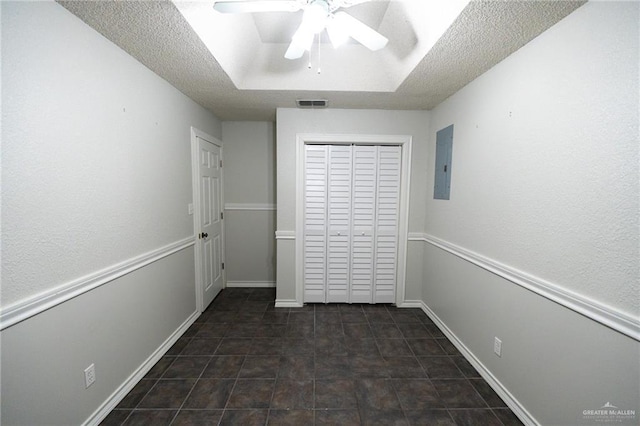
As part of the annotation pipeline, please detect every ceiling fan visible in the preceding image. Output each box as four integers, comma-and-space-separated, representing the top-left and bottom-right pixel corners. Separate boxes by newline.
212, 0, 389, 60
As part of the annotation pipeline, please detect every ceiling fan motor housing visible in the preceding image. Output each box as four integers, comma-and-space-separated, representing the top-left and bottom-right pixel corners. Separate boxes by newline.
305, 0, 330, 33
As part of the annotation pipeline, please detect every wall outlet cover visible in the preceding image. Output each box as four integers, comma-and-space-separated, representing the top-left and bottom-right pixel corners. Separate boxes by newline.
84, 364, 96, 388
494, 337, 502, 357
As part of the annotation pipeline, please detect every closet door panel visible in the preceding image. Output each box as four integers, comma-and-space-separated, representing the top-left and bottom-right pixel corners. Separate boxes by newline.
374, 146, 401, 303
327, 146, 352, 302
350, 146, 377, 303
304, 145, 328, 303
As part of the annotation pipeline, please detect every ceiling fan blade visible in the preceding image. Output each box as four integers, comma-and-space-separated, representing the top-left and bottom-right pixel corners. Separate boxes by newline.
285, 41, 307, 59
213, 0, 302, 14
285, 23, 314, 59
333, 0, 372, 9
326, 16, 349, 48
333, 11, 388, 51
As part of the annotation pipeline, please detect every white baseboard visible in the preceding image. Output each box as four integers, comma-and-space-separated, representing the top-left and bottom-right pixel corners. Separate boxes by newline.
224, 203, 276, 211
275, 299, 303, 308
397, 300, 423, 308
226, 281, 275, 288
83, 311, 200, 426
419, 301, 538, 426
275, 230, 295, 240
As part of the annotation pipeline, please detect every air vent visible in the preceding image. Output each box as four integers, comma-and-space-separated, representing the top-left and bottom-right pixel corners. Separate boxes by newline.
296, 99, 328, 109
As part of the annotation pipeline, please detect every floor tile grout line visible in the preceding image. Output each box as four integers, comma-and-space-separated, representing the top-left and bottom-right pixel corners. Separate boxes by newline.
218, 305, 249, 422
464, 375, 493, 410
166, 353, 215, 426
119, 354, 179, 424
264, 338, 282, 425
174, 290, 251, 423
389, 376, 414, 425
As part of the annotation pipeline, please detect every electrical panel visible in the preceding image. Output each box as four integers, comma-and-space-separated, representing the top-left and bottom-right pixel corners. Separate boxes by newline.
434, 124, 454, 200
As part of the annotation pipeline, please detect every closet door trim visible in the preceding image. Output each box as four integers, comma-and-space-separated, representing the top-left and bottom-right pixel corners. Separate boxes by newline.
296, 134, 412, 306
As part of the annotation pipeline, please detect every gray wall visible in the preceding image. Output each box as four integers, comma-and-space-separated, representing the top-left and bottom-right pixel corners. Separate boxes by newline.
221, 121, 277, 286
275, 108, 430, 304
422, 1, 639, 424
1, 2, 221, 424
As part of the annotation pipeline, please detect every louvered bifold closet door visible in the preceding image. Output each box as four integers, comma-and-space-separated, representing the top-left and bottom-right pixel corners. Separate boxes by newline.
350, 146, 377, 303
304, 145, 328, 303
374, 146, 401, 303
304, 144, 401, 304
326, 146, 352, 302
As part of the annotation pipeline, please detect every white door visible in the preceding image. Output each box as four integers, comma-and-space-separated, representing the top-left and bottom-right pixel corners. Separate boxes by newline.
197, 136, 224, 310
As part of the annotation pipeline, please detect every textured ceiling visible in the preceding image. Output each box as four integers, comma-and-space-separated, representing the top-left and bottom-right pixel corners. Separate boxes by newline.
58, 0, 585, 121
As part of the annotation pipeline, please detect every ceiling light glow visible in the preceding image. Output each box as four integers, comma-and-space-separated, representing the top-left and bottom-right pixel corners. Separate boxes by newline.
326, 15, 349, 48
303, 0, 329, 34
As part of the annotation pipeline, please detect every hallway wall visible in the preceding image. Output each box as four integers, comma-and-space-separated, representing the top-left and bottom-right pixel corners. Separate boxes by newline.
221, 122, 276, 287
1, 1, 221, 424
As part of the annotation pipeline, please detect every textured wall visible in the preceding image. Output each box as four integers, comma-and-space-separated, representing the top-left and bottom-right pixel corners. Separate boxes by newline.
1, 0, 221, 308
425, 1, 638, 317
1, 1, 221, 424
422, 1, 639, 424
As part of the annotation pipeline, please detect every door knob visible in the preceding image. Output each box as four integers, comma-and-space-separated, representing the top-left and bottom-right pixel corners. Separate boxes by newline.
201, 232, 208, 238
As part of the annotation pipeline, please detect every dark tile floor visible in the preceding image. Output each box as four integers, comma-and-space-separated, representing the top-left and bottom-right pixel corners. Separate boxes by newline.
102, 288, 524, 425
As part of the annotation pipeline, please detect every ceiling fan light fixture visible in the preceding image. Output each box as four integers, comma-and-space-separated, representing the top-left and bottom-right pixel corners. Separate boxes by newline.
302, 0, 330, 34
326, 15, 349, 48
212, 0, 388, 60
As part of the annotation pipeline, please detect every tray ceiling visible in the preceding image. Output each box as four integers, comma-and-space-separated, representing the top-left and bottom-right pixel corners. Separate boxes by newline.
58, 0, 585, 120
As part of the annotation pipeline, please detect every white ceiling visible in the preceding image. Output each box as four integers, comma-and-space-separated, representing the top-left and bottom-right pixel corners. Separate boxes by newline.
251, 3, 389, 44
175, 0, 470, 93
57, 0, 585, 121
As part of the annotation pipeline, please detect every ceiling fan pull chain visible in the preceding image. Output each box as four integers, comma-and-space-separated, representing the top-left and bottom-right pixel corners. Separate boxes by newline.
308, 34, 314, 69
317, 31, 322, 74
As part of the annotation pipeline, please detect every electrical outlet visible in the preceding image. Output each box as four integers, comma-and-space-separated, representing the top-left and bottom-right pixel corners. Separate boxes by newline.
84, 364, 96, 388
494, 337, 502, 357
